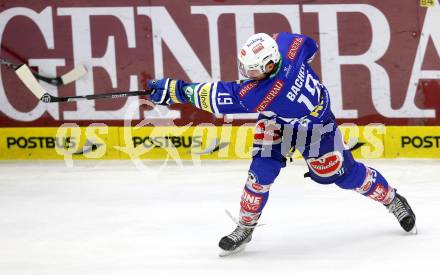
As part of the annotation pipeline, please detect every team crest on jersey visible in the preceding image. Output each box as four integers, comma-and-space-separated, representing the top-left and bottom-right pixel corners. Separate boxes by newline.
239, 81, 258, 98
287, 37, 304, 61
307, 151, 344, 178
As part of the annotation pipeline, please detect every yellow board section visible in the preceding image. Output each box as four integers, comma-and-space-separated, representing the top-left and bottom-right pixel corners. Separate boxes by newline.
0, 126, 120, 160
384, 126, 440, 158
339, 124, 386, 159
1, 126, 439, 160
116, 125, 255, 160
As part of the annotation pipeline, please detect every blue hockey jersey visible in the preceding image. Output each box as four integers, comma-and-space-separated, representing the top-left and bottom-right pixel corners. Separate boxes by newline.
176, 32, 332, 125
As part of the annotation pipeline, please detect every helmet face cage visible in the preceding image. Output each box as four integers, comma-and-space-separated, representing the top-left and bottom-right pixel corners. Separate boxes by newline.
238, 33, 280, 79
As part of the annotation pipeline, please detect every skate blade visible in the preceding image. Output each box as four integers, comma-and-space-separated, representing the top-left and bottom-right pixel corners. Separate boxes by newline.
408, 226, 418, 235
219, 244, 247, 257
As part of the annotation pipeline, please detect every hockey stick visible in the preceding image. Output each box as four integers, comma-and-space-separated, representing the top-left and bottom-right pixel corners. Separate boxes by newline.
15, 64, 151, 103
1, 58, 87, 86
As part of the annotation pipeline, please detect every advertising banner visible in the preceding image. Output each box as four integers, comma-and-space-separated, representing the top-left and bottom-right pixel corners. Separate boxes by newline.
1, 1, 439, 127
0, 126, 120, 160
2, 125, 438, 160
385, 126, 440, 158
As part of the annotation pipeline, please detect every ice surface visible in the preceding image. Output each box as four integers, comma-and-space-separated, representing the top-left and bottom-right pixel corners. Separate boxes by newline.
0, 159, 439, 275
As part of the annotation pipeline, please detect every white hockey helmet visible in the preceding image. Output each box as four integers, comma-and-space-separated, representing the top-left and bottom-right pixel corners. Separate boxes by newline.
238, 33, 281, 79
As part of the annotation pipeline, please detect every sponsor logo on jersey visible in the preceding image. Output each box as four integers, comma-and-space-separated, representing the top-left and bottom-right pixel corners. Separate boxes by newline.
254, 79, 284, 112
245, 171, 272, 193
287, 37, 304, 61
253, 118, 282, 145
401, 135, 440, 148
168, 80, 182, 103
252, 183, 264, 191
382, 187, 395, 205
306, 151, 344, 178
283, 64, 292, 78
241, 216, 256, 225
356, 167, 377, 194
198, 83, 213, 113
368, 183, 390, 203
239, 81, 258, 98
252, 43, 264, 54
240, 188, 263, 213
239, 209, 261, 225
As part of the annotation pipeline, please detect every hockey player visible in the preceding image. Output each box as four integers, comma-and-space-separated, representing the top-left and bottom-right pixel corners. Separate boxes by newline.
146, 32, 417, 256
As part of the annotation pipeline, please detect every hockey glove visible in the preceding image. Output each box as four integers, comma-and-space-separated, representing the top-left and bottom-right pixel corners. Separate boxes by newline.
147, 78, 186, 105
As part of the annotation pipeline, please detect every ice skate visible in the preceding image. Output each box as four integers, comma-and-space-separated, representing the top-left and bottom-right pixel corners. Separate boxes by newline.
218, 225, 254, 257
386, 193, 417, 234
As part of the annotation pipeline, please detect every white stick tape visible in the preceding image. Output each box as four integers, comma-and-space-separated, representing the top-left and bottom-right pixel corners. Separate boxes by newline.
60, 64, 87, 84
15, 65, 45, 99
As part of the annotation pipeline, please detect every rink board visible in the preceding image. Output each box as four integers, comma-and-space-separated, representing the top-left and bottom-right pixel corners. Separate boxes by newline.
384, 126, 440, 158
117, 126, 254, 160
0, 126, 121, 160
0, 126, 439, 160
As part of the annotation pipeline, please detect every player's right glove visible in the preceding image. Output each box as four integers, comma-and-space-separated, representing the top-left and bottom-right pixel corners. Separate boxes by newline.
147, 78, 186, 105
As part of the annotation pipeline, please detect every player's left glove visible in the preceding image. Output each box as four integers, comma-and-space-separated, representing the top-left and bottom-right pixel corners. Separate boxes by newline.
147, 78, 186, 105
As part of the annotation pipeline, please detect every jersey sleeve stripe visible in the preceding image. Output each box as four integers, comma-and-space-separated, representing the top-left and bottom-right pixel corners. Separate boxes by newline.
169, 80, 182, 103
211, 81, 219, 114
193, 83, 202, 109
